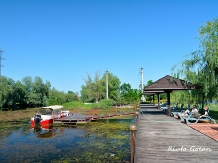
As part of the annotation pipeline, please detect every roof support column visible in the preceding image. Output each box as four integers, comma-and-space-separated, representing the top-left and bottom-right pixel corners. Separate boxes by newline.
157, 93, 160, 109
152, 95, 155, 105
165, 90, 172, 116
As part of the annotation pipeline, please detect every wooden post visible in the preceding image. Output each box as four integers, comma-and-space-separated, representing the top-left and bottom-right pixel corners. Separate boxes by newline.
157, 93, 160, 109
152, 95, 155, 105
130, 132, 135, 163
165, 90, 172, 116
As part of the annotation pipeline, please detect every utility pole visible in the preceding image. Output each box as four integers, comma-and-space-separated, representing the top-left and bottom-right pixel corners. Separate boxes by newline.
139, 67, 145, 102
106, 69, 108, 99
0, 48, 4, 76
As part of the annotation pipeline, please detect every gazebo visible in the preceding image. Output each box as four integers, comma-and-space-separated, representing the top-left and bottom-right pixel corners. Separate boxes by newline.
143, 75, 199, 116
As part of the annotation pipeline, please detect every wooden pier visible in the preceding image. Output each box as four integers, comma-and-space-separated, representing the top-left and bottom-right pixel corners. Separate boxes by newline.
54, 111, 136, 125
134, 104, 218, 163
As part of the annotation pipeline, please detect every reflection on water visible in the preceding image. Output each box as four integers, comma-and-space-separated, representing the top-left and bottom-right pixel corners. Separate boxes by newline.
31, 125, 65, 139
0, 118, 135, 163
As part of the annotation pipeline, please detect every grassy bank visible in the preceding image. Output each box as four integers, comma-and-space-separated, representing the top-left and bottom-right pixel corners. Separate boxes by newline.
205, 104, 218, 122
0, 108, 38, 123
0, 108, 38, 130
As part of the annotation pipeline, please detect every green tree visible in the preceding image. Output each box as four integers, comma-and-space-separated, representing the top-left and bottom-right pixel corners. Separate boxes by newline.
13, 80, 26, 107
146, 80, 153, 86
170, 91, 193, 106
120, 83, 132, 98
127, 89, 141, 101
0, 76, 51, 110
119, 83, 141, 102
22, 76, 34, 106
33, 76, 51, 106
48, 88, 66, 105
172, 18, 218, 102
80, 71, 104, 103
102, 72, 120, 101
145, 80, 153, 101
21, 76, 50, 107
80, 71, 121, 103
65, 91, 79, 102
0, 76, 15, 110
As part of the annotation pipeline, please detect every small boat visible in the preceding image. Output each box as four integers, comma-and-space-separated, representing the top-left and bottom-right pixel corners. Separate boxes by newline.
30, 105, 70, 126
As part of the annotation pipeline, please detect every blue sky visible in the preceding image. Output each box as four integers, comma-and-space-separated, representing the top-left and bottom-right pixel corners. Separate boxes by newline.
0, 0, 218, 94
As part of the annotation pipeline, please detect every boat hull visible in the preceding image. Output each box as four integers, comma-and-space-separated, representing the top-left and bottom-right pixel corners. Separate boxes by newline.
31, 118, 54, 126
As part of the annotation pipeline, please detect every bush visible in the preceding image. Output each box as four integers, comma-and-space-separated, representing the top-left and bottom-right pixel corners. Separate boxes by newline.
97, 99, 114, 109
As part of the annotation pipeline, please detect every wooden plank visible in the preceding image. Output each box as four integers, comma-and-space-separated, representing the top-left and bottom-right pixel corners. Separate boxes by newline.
134, 106, 218, 163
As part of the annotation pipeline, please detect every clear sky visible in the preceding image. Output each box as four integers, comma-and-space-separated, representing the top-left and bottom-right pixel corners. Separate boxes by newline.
0, 0, 218, 94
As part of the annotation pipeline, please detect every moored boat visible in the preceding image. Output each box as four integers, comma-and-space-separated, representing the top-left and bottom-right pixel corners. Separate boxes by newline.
30, 105, 70, 126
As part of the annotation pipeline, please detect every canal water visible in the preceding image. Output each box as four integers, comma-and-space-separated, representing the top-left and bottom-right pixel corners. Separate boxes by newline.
0, 118, 135, 163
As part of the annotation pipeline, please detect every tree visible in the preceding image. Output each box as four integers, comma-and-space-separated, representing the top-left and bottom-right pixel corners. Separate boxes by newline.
80, 71, 121, 103
0, 76, 15, 110
33, 76, 51, 106
65, 91, 79, 102
47, 88, 66, 105
21, 76, 50, 107
120, 83, 132, 98
170, 91, 193, 106
146, 80, 153, 87
80, 71, 104, 103
145, 80, 155, 102
119, 83, 141, 103
102, 72, 120, 101
172, 18, 218, 102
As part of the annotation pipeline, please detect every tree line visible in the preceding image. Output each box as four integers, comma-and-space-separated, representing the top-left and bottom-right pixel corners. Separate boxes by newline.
80, 71, 141, 104
0, 76, 79, 110
0, 71, 142, 110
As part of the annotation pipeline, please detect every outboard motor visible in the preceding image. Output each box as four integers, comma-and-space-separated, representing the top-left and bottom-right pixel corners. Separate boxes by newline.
34, 114, 42, 125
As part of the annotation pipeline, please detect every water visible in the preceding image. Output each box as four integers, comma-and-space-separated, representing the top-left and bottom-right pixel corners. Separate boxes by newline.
0, 118, 135, 163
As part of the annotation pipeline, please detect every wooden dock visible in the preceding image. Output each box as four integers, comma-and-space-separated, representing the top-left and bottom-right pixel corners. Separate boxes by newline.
134, 105, 218, 163
54, 112, 136, 125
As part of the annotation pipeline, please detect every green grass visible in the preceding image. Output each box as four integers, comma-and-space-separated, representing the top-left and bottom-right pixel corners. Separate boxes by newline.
62, 101, 94, 109
205, 104, 218, 122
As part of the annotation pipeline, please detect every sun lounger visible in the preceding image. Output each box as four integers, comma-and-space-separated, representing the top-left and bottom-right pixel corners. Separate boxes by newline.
177, 112, 191, 121
170, 109, 185, 117
184, 107, 216, 124
177, 106, 200, 121
184, 115, 216, 124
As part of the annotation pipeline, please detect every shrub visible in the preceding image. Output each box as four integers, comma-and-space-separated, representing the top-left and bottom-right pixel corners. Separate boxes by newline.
97, 99, 114, 109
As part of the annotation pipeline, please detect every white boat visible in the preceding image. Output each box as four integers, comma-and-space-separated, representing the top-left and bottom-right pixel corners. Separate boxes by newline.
30, 105, 70, 126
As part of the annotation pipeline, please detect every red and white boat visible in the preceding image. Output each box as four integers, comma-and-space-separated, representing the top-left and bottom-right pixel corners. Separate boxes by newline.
30, 105, 70, 126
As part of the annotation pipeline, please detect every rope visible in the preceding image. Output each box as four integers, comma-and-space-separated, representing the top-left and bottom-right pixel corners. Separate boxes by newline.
140, 110, 179, 123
